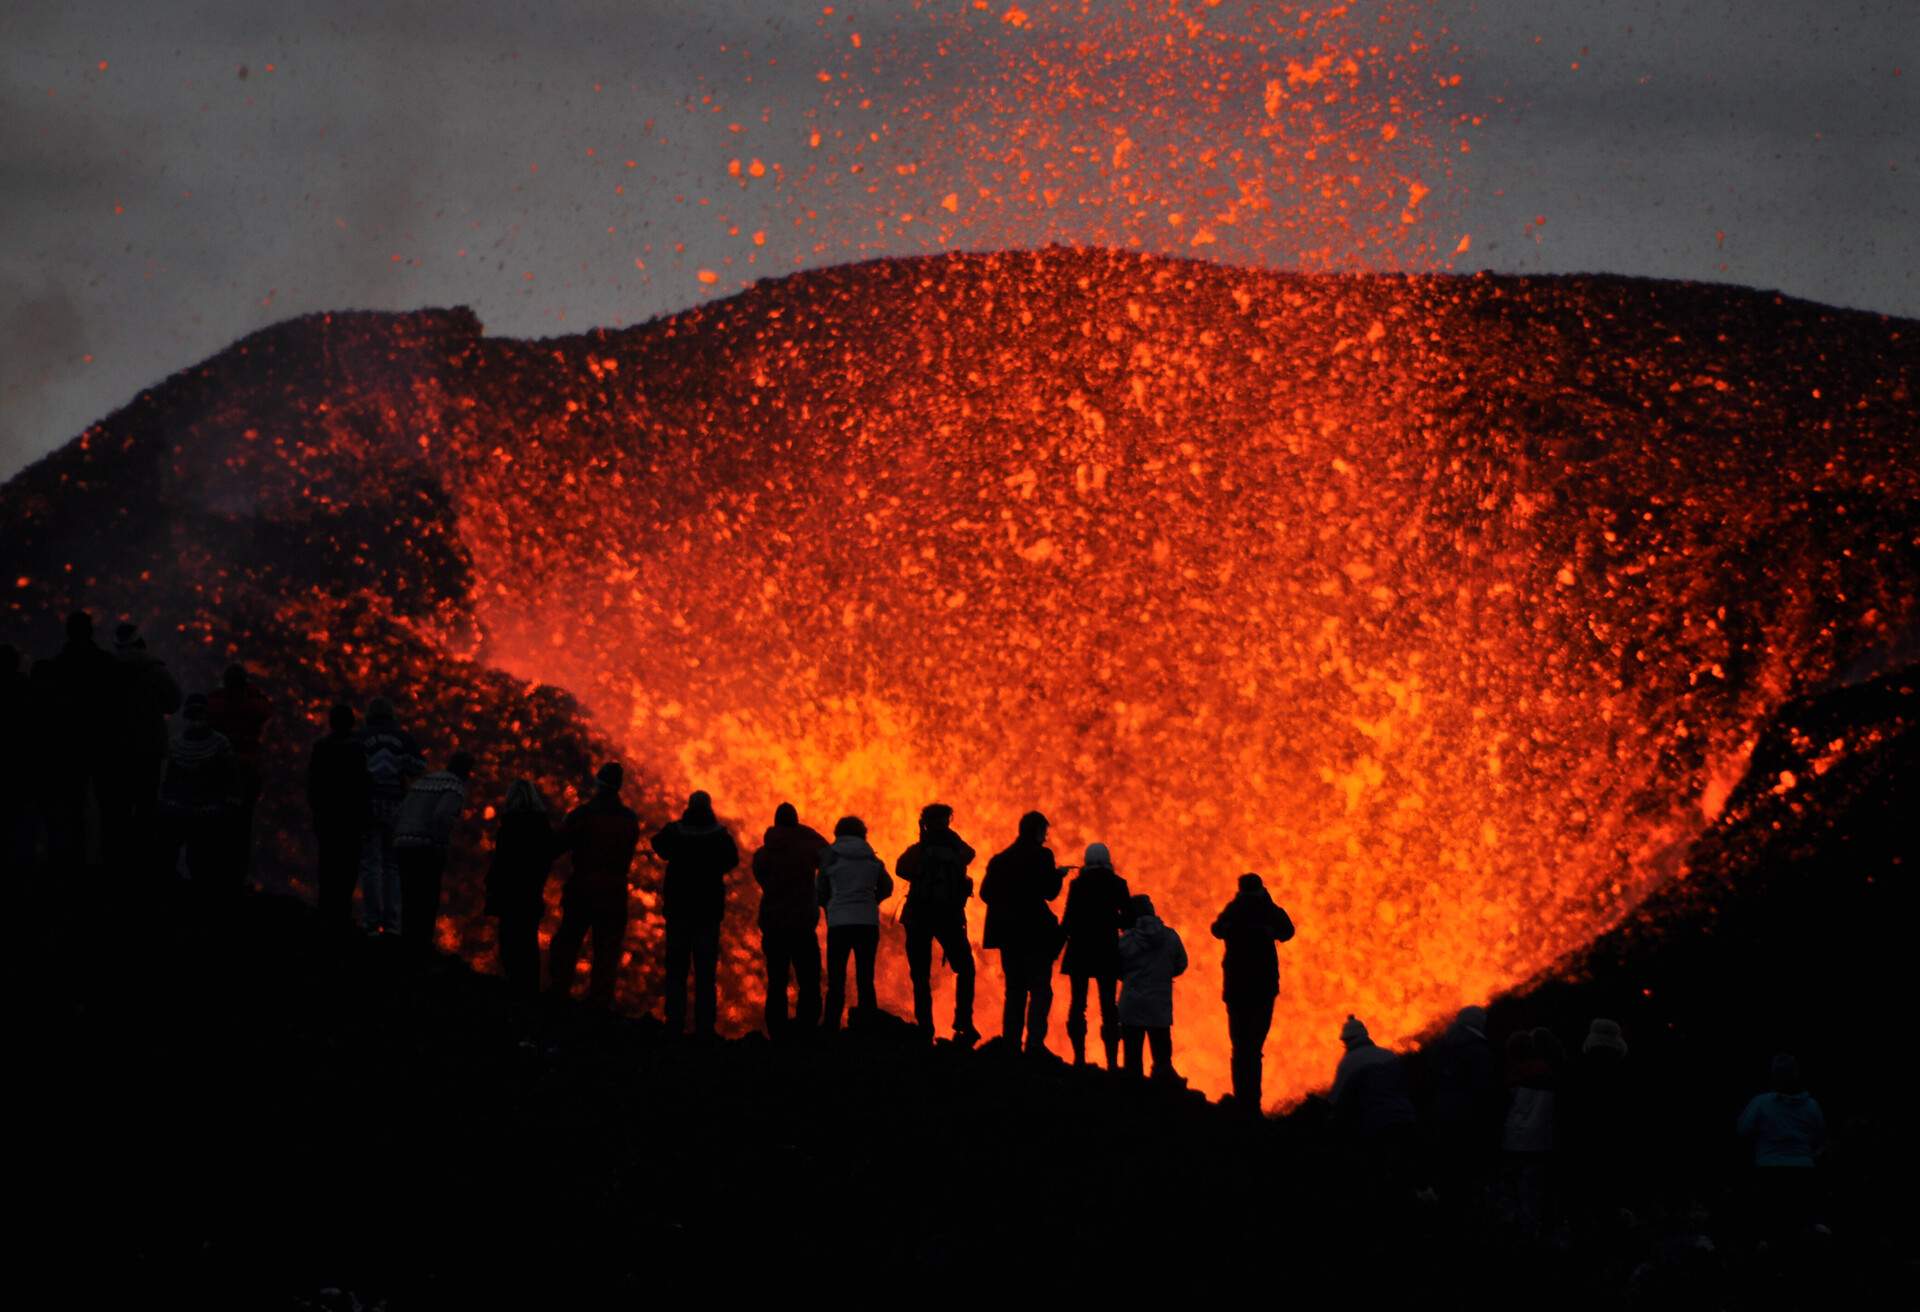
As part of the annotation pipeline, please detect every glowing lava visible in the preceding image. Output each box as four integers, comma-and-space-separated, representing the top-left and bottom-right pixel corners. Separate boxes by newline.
5, 252, 1914, 1105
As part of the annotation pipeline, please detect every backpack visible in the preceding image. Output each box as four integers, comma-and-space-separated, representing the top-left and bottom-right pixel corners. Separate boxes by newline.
907, 839, 972, 920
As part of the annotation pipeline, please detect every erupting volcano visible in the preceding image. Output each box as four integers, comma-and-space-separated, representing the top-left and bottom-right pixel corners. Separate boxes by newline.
4, 249, 1915, 1104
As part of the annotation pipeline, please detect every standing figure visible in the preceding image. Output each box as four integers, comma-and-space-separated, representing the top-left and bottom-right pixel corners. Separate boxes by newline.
158, 693, 237, 885
751, 802, 829, 1038
980, 810, 1063, 1054
896, 803, 979, 1045
205, 663, 273, 884
358, 698, 425, 934
1737, 1052, 1826, 1242
1209, 872, 1296, 1111
0, 645, 37, 873
1116, 893, 1188, 1082
393, 751, 475, 962
549, 764, 643, 1006
1331, 1016, 1420, 1192
102, 621, 181, 874
1426, 1006, 1500, 1195
306, 704, 370, 933
651, 789, 739, 1037
485, 780, 564, 998
32, 612, 119, 871
1057, 842, 1131, 1068
817, 815, 892, 1032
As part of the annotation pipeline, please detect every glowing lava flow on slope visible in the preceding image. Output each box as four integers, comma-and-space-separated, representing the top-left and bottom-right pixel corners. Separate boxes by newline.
4, 254, 1912, 1105
419, 251, 1911, 1102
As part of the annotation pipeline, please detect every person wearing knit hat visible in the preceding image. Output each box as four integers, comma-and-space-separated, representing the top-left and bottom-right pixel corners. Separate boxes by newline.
1057, 841, 1132, 1068
1583, 1018, 1628, 1057
1330, 1015, 1417, 1166
1210, 871, 1296, 1113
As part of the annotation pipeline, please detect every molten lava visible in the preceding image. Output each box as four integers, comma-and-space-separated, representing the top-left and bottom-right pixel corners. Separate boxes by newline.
4, 251, 1915, 1105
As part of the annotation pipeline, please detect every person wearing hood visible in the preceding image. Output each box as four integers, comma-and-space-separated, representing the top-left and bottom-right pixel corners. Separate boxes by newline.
980, 810, 1064, 1054
896, 802, 980, 1045
357, 697, 426, 935
1209, 872, 1296, 1110
100, 620, 182, 873
651, 789, 740, 1037
394, 750, 476, 962
551, 764, 644, 1006
817, 815, 894, 1032
307, 704, 370, 933
1117, 893, 1188, 1082
1426, 1005, 1500, 1193
158, 692, 238, 885
1737, 1052, 1826, 1240
486, 778, 566, 999
1058, 842, 1131, 1068
752, 802, 829, 1037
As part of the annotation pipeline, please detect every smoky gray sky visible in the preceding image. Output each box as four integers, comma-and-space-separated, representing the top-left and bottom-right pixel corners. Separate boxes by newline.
2, 0, 1914, 480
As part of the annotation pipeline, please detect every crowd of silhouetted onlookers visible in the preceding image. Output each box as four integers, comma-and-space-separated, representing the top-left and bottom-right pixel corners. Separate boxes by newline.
1, 608, 1839, 1268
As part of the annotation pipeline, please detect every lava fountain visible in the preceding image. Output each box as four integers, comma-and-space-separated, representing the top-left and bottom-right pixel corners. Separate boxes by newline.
4, 252, 1914, 1104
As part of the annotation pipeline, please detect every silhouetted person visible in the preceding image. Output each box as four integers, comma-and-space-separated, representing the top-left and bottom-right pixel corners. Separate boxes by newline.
551, 764, 644, 1006
32, 612, 120, 869
651, 789, 739, 1036
205, 663, 272, 882
896, 802, 979, 1045
1500, 1028, 1559, 1237
485, 779, 564, 999
307, 704, 370, 933
1117, 893, 1187, 1081
101, 621, 181, 873
1209, 872, 1295, 1110
980, 810, 1063, 1054
751, 801, 828, 1037
0, 645, 35, 873
393, 750, 474, 962
1058, 842, 1131, 1068
1426, 1005, 1500, 1195
158, 693, 237, 886
1737, 1052, 1825, 1241
1330, 1016, 1418, 1191
1563, 1018, 1636, 1229
358, 697, 425, 934
818, 815, 892, 1032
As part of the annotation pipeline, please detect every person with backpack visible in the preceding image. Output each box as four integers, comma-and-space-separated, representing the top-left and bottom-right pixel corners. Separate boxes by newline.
551, 764, 644, 1006
817, 815, 893, 1032
1209, 872, 1296, 1111
980, 810, 1064, 1055
306, 704, 370, 934
651, 790, 739, 1037
1057, 842, 1131, 1068
896, 802, 980, 1045
1116, 893, 1188, 1081
751, 802, 829, 1037
358, 697, 425, 935
393, 750, 475, 962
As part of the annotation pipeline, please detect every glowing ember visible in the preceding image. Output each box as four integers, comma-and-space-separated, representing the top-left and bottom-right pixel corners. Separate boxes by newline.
4, 253, 1914, 1106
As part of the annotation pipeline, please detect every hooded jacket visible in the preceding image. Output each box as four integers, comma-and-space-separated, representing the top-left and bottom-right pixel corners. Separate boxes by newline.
1116, 913, 1188, 1027
752, 819, 830, 933
1737, 1091, 1826, 1167
1059, 863, 1132, 980
650, 804, 740, 925
563, 788, 642, 899
896, 828, 977, 929
818, 835, 894, 929
393, 770, 468, 851
1210, 886, 1297, 1002
1331, 1040, 1418, 1140
979, 834, 1063, 951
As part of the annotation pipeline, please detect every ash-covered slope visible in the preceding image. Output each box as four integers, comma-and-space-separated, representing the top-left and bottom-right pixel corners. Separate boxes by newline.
3, 249, 1916, 1103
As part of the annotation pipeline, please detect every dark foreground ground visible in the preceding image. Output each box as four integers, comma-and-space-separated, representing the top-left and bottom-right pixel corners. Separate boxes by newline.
16, 671, 1917, 1310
